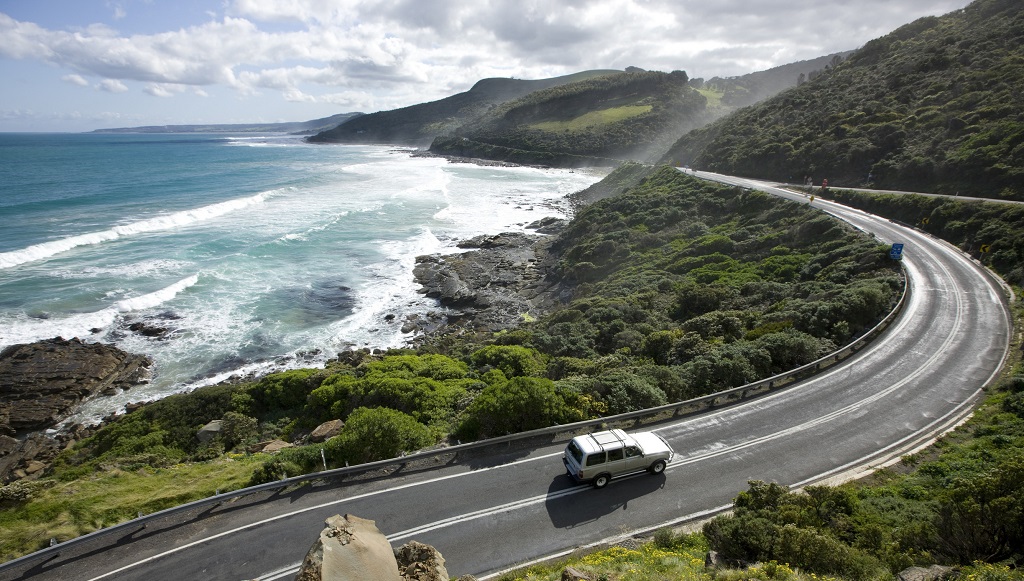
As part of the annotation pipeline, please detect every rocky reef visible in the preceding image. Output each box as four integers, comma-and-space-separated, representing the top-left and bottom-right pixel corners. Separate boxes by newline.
411, 219, 571, 340
0, 337, 152, 482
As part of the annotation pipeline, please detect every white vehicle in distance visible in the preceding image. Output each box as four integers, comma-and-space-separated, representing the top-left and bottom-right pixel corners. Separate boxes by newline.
563, 428, 675, 488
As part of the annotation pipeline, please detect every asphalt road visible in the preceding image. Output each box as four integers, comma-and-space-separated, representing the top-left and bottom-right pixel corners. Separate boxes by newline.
1, 172, 1012, 581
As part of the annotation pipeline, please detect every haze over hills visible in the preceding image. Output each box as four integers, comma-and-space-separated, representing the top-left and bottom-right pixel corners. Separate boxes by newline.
306, 57, 859, 166
661, 0, 1024, 199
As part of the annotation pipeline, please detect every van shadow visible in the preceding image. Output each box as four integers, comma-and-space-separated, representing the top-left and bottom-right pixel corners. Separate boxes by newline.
544, 472, 667, 529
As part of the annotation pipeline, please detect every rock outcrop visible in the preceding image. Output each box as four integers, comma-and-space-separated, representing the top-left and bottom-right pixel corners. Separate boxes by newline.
411, 226, 570, 338
0, 337, 151, 483
0, 337, 152, 437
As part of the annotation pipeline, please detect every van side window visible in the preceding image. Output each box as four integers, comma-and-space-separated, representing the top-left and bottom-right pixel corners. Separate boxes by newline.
607, 447, 624, 462
585, 452, 606, 466
625, 445, 641, 458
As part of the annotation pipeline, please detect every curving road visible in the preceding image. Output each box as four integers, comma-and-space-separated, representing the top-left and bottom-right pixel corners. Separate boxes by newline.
1, 172, 1011, 581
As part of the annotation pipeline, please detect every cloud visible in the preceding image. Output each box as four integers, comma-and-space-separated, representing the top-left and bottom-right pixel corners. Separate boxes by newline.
1, 0, 974, 117
98, 78, 128, 92
144, 82, 188, 97
62, 74, 89, 86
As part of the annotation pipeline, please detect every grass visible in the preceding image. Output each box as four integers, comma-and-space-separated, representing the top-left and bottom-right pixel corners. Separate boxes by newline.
529, 105, 652, 132
696, 88, 729, 115
493, 531, 848, 581
0, 455, 259, 562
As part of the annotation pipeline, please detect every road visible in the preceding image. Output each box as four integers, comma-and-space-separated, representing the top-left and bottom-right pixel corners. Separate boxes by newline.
1, 172, 1011, 581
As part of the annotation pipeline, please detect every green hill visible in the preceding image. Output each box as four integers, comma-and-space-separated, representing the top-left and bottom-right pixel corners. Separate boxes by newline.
306, 70, 618, 147
661, 0, 1024, 200
429, 69, 709, 166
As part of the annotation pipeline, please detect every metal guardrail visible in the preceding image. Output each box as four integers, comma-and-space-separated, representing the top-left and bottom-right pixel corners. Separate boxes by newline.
0, 269, 909, 575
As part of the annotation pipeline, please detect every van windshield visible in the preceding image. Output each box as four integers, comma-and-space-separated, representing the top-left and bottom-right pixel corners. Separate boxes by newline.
566, 441, 583, 464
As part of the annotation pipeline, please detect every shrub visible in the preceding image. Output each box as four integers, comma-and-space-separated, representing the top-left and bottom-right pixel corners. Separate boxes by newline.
470, 345, 547, 378
458, 376, 574, 439
324, 407, 434, 466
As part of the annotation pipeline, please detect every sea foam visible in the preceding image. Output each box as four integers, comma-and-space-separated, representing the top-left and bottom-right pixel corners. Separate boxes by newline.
0, 274, 200, 349
0, 191, 276, 269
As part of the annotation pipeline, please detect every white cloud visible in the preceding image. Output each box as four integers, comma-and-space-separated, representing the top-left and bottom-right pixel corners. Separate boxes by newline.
98, 78, 128, 92
144, 82, 188, 97
1, 0, 975, 121
62, 74, 89, 86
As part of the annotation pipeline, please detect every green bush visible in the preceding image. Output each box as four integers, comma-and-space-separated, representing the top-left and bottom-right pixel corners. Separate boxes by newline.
470, 345, 547, 378
324, 407, 434, 465
458, 376, 575, 439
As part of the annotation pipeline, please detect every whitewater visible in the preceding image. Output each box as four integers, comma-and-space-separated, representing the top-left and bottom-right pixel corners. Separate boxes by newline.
0, 132, 604, 422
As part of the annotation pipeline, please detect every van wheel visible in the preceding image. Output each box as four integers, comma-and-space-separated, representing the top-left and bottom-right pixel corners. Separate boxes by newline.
648, 460, 667, 474
593, 474, 610, 488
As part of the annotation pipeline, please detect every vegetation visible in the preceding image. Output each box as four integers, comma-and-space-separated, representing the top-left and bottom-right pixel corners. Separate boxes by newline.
430, 70, 710, 165
825, 188, 1024, 286
7, 0, 1024, 566
662, 0, 1024, 200
307, 70, 619, 147
0, 164, 904, 558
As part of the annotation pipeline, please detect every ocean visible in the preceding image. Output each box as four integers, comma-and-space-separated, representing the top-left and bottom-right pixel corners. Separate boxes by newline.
0, 132, 604, 423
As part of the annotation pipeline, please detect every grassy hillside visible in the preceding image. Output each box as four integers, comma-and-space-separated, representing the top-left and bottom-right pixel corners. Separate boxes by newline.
661, 0, 1024, 200
307, 70, 618, 147
429, 70, 709, 166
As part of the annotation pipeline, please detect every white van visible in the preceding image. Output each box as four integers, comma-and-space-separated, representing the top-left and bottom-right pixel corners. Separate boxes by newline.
562, 429, 674, 488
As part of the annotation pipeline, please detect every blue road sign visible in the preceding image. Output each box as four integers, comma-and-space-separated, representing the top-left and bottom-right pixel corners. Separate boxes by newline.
890, 243, 904, 260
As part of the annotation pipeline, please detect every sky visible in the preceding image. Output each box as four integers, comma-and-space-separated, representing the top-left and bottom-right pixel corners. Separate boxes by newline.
1, 0, 974, 133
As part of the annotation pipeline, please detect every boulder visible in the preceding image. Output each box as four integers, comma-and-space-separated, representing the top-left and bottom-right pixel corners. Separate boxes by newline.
0, 337, 152, 436
294, 514, 401, 581
259, 439, 293, 454
196, 420, 223, 443
394, 541, 448, 581
309, 420, 344, 443
561, 566, 591, 580
898, 565, 955, 581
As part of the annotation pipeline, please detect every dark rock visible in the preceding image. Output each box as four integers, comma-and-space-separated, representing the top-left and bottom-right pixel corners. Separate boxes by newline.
0, 433, 61, 483
527, 216, 567, 234
411, 231, 570, 341
127, 321, 170, 338
394, 540, 449, 581
0, 337, 152, 437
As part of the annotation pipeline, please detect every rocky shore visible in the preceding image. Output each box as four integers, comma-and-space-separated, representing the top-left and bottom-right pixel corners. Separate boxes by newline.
0, 337, 152, 482
409, 217, 572, 341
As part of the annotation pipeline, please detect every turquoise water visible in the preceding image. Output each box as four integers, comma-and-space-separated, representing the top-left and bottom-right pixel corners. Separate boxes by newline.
0, 133, 603, 421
